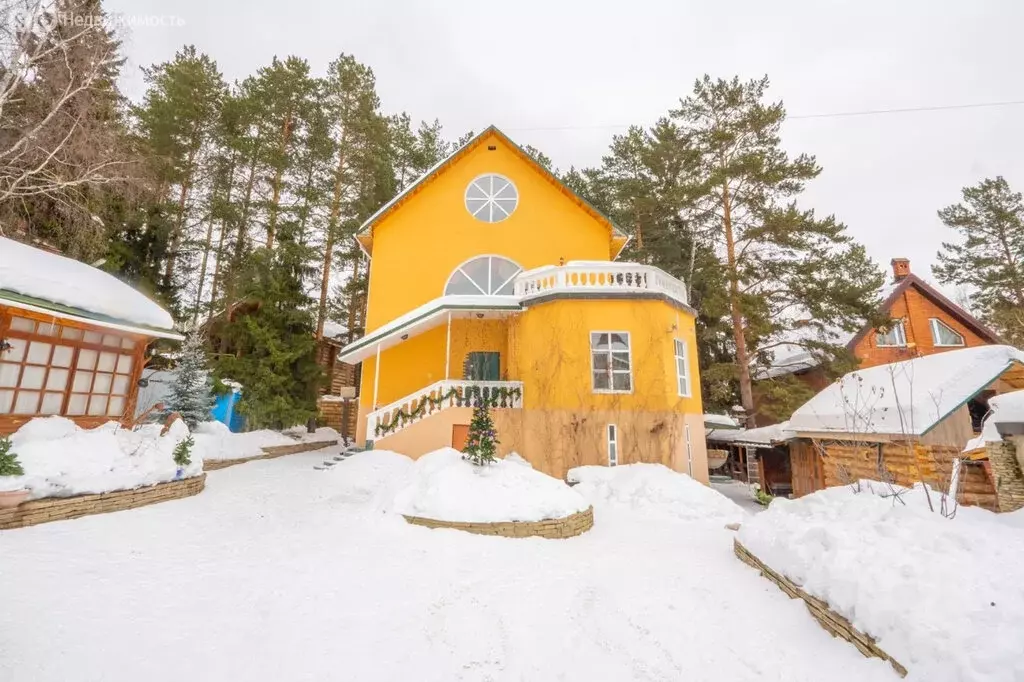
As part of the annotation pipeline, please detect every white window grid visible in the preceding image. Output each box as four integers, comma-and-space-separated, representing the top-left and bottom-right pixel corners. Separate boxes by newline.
876, 320, 907, 347
607, 423, 618, 466
674, 338, 691, 397
464, 174, 518, 223
590, 331, 633, 393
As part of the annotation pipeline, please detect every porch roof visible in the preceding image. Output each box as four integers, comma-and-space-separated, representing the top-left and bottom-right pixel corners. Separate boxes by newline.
337, 295, 522, 364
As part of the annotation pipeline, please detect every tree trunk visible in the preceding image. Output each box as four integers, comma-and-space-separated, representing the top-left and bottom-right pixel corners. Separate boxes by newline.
721, 177, 755, 427
346, 251, 363, 337
208, 156, 238, 319
220, 150, 260, 354
317, 141, 347, 340
265, 112, 293, 250
192, 208, 217, 325
163, 143, 200, 288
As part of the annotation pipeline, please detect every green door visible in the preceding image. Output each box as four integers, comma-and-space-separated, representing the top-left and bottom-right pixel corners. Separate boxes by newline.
464, 352, 500, 381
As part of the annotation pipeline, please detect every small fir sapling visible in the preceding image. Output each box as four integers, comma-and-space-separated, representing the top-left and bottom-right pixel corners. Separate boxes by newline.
463, 399, 498, 466
173, 435, 194, 468
162, 330, 217, 429
0, 436, 25, 476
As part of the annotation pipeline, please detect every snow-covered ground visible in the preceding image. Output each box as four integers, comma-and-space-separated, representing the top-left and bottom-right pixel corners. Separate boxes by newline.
191, 422, 339, 461
0, 450, 900, 682
3, 416, 199, 498
739, 482, 1024, 682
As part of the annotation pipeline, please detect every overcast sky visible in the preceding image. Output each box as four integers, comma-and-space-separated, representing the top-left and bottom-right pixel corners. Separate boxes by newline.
107, 0, 1024, 285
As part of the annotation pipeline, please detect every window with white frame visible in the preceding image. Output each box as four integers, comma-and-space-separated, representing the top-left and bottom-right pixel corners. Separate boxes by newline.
930, 318, 965, 347
607, 424, 618, 466
875, 320, 907, 347
674, 338, 691, 397
464, 174, 518, 223
444, 255, 522, 296
590, 332, 632, 392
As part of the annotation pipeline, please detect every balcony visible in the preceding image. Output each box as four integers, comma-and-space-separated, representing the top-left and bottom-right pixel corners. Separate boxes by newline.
367, 379, 524, 441
513, 261, 689, 308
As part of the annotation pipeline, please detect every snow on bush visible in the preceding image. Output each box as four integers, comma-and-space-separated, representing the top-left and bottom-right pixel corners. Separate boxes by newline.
6, 416, 201, 499
738, 482, 1024, 682
568, 463, 746, 523
390, 448, 589, 523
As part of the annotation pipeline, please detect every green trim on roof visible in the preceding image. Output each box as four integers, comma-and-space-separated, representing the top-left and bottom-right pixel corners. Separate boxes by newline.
0, 288, 176, 335
340, 302, 522, 358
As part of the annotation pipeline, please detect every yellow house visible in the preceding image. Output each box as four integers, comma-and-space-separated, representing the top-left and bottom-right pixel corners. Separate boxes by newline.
339, 126, 709, 481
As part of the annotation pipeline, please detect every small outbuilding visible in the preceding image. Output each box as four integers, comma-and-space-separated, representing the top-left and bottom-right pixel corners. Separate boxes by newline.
0, 237, 181, 434
786, 345, 1024, 509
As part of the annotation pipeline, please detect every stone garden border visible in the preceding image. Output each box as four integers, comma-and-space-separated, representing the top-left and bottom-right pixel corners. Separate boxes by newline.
203, 439, 337, 471
734, 539, 907, 677
0, 474, 207, 530
403, 505, 594, 539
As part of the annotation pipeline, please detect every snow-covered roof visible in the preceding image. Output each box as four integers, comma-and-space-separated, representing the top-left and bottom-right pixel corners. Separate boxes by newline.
789, 345, 1024, 437
707, 421, 795, 449
964, 389, 1024, 452
338, 295, 522, 363
703, 413, 740, 429
353, 126, 629, 259
0, 236, 177, 334
322, 320, 349, 341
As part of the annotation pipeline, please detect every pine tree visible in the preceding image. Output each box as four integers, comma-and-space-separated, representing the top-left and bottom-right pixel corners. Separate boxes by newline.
463, 398, 498, 466
933, 176, 1024, 345
161, 330, 216, 428
670, 75, 885, 424
0, 437, 25, 477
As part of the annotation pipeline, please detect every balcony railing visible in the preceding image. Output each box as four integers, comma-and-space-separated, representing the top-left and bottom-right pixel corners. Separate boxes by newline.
367, 379, 523, 441
513, 261, 688, 307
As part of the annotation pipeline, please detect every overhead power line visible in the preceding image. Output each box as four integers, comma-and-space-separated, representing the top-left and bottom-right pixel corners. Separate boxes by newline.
504, 99, 1024, 133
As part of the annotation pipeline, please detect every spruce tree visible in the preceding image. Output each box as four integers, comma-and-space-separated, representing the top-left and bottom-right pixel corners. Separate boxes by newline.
0, 437, 25, 477
463, 399, 498, 466
933, 176, 1024, 345
162, 330, 216, 428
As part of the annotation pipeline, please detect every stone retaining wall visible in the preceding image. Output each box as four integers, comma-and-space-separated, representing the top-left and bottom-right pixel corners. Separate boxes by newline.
987, 441, 1024, 512
0, 474, 206, 530
204, 439, 337, 471
734, 539, 907, 677
403, 506, 593, 539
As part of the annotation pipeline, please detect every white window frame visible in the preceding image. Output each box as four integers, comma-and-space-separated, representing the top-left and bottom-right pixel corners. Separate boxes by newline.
590, 331, 633, 394
876, 320, 907, 347
464, 173, 518, 223
929, 318, 966, 347
607, 423, 618, 466
674, 338, 691, 397
443, 254, 523, 297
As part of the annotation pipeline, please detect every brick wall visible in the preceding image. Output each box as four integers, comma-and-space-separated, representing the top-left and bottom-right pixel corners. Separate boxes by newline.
852, 284, 990, 369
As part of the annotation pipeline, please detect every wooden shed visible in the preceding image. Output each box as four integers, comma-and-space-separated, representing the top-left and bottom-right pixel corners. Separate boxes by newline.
0, 237, 181, 435
786, 345, 1024, 510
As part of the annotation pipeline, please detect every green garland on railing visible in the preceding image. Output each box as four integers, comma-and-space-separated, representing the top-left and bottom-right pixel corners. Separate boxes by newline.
374, 385, 522, 438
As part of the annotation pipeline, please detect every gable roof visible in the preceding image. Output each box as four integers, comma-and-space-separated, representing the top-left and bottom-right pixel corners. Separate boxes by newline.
788, 345, 1024, 437
846, 273, 1001, 349
354, 125, 630, 259
760, 274, 1001, 380
0, 236, 180, 338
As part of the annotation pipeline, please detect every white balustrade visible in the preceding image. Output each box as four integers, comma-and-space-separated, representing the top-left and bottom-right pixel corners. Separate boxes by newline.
512, 261, 688, 307
367, 380, 523, 441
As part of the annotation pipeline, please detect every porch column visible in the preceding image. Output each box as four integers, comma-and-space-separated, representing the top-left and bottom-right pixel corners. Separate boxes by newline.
372, 343, 381, 408
444, 311, 452, 380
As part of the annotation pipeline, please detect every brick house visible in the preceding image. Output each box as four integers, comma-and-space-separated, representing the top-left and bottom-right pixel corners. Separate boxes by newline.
762, 257, 1001, 397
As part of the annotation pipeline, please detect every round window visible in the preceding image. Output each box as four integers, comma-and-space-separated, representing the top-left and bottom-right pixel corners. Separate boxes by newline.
465, 174, 518, 223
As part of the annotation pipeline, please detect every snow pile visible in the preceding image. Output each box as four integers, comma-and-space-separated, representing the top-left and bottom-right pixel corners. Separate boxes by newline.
281, 425, 341, 442
190, 421, 293, 461
328, 450, 414, 506
390, 448, 589, 523
0, 236, 175, 330
789, 345, 1024, 436
3, 416, 200, 498
568, 464, 747, 523
739, 483, 1024, 682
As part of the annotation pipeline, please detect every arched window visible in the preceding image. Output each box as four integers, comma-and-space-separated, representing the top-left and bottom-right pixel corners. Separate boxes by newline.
444, 256, 522, 296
